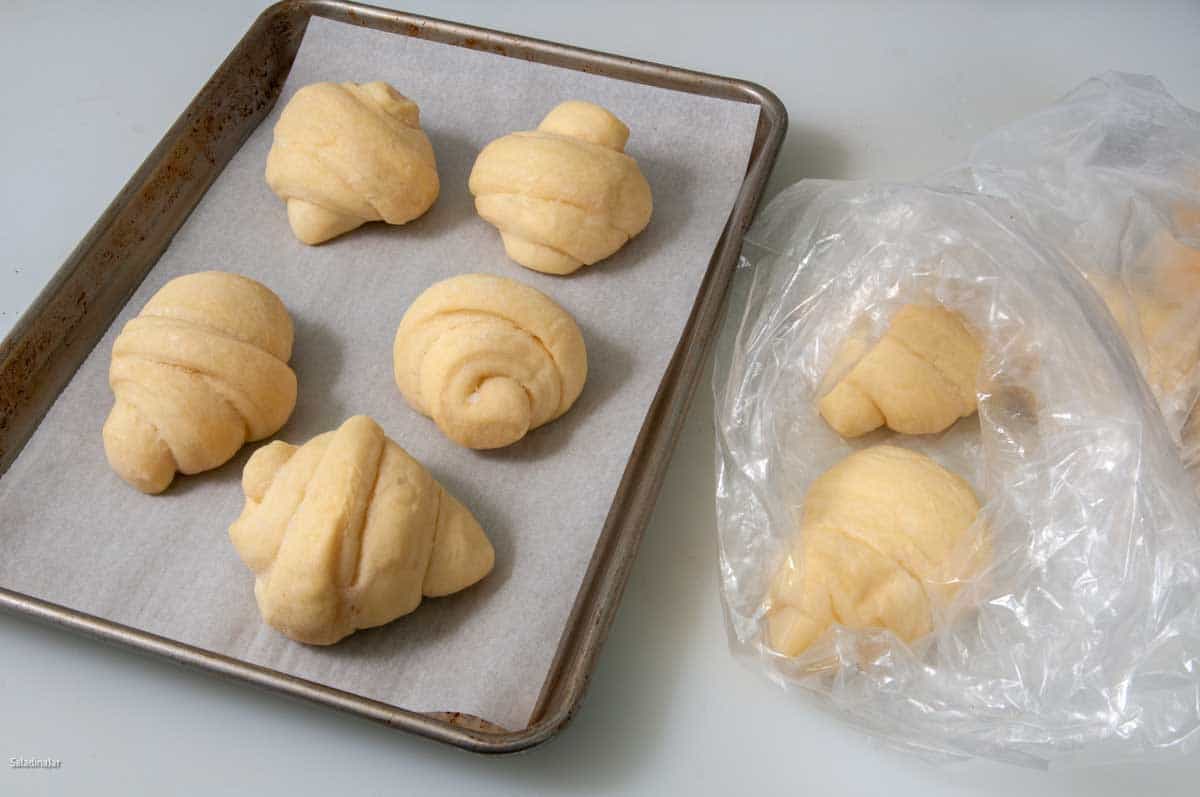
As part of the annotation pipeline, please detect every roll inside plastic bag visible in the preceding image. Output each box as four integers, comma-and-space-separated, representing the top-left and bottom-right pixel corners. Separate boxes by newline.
714, 179, 1200, 766
949, 72, 1200, 464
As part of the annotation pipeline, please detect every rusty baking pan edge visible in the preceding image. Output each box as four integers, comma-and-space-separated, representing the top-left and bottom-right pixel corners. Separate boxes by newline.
0, 0, 786, 754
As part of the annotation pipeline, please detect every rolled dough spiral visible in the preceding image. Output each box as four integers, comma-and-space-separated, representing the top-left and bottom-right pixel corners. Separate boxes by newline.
393, 274, 587, 449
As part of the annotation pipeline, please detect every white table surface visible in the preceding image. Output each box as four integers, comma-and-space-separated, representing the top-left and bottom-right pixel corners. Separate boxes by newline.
3, 1, 1199, 794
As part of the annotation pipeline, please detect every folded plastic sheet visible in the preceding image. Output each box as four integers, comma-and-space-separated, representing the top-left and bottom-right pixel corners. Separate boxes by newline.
951, 73, 1200, 467
714, 179, 1200, 766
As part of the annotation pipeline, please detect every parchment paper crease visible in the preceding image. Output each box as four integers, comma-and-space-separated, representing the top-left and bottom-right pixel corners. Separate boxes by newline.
0, 18, 759, 730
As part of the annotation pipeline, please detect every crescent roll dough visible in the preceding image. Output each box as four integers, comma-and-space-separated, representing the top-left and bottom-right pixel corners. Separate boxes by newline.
468, 100, 653, 275
818, 304, 982, 438
103, 271, 297, 494
766, 445, 981, 658
229, 415, 495, 645
1089, 235, 1200, 416
265, 81, 439, 245
1090, 273, 1200, 406
393, 274, 587, 449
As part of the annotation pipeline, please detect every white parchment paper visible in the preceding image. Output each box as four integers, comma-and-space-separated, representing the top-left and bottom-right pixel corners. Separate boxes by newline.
0, 18, 759, 730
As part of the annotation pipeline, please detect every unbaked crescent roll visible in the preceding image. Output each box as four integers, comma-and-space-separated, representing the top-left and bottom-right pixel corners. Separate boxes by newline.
265, 81, 439, 245
229, 415, 494, 645
103, 271, 297, 494
766, 445, 982, 658
818, 304, 982, 438
468, 100, 653, 275
393, 274, 587, 449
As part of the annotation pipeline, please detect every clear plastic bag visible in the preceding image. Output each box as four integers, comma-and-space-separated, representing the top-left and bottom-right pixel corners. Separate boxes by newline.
947, 72, 1200, 466
714, 179, 1200, 766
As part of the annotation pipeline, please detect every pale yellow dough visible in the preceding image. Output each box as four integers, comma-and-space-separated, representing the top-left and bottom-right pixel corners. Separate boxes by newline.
468, 100, 653, 275
103, 271, 297, 494
766, 445, 981, 658
229, 415, 495, 646
1088, 237, 1200, 405
818, 304, 982, 438
265, 81, 439, 245
393, 274, 587, 449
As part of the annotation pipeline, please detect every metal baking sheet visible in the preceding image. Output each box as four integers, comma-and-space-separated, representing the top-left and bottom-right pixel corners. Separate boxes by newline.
0, 0, 785, 752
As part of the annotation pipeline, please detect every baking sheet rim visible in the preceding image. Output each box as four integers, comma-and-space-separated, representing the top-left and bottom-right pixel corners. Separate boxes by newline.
0, 0, 787, 754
